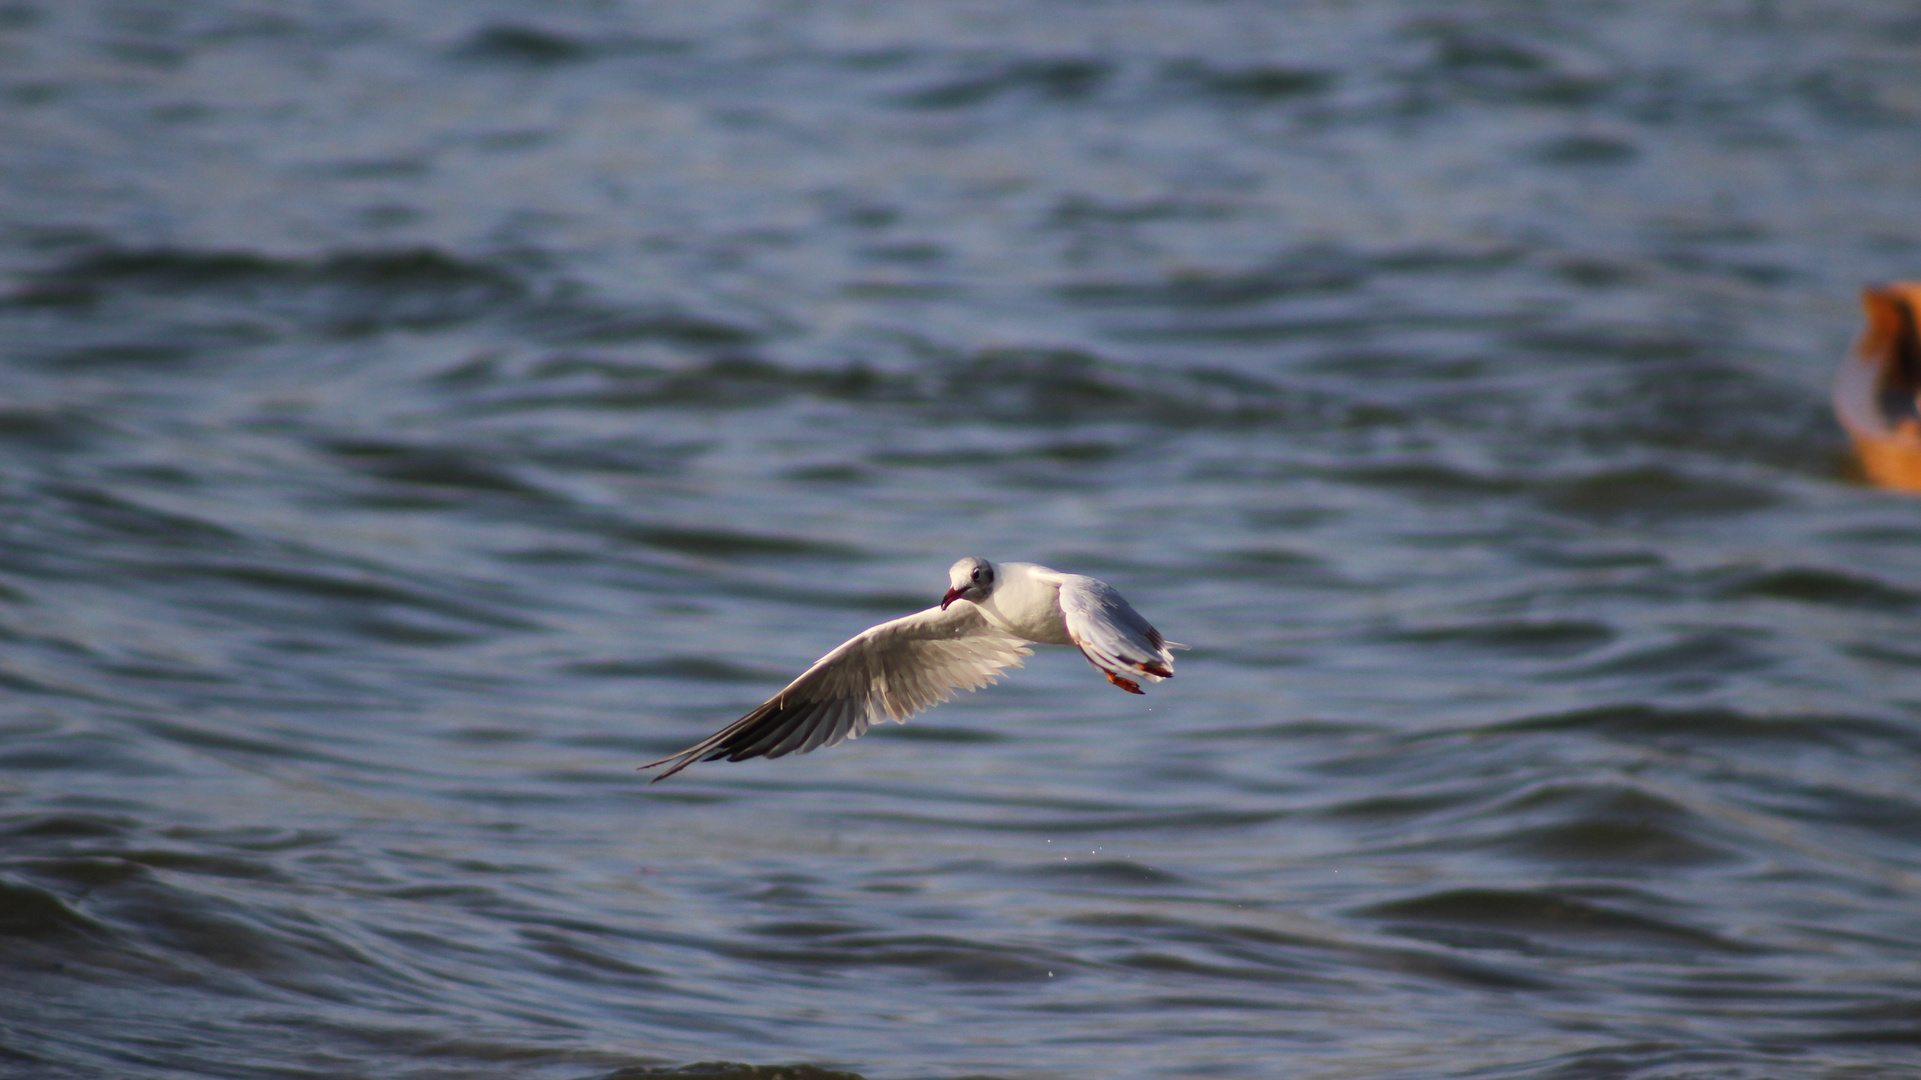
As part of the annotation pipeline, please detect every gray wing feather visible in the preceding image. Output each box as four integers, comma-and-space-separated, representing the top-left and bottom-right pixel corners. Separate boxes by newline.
1057, 575, 1176, 682
798, 699, 843, 755
643, 604, 1032, 780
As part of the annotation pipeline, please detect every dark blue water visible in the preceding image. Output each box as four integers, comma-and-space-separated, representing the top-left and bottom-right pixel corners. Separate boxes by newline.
5, 3, 1921, 1078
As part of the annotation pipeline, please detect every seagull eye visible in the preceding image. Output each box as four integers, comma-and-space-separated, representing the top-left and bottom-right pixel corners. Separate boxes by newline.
970, 569, 982, 582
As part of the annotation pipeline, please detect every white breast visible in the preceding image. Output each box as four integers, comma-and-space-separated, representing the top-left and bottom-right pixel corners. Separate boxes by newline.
976, 562, 1074, 645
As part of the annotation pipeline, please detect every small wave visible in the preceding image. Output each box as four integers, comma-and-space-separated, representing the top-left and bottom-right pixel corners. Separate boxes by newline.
597, 521, 863, 560
520, 304, 760, 348
872, 440, 1122, 468
1712, 566, 1921, 613
1845, 640, 1921, 670
561, 657, 788, 684
1567, 360, 1834, 471
602, 1063, 868, 1080
518, 926, 671, 982
1382, 620, 1615, 659
1510, 326, 1704, 364
1796, 1001, 1921, 1048
0, 813, 137, 841
1490, 818, 1736, 868
1048, 195, 1233, 228
76, 849, 287, 882
1483, 703, 1913, 750
1536, 466, 1780, 523
893, 57, 1111, 109
1535, 133, 1640, 166
491, 345, 1337, 426
1455, 1044, 1794, 1080
451, 25, 595, 66
1357, 887, 1754, 955
449, 24, 689, 67
870, 808, 1285, 834
1018, 858, 1187, 887
1162, 60, 1336, 103
721, 931, 1068, 983
13, 855, 152, 890
1470, 783, 1741, 868
1059, 245, 1518, 317
1056, 259, 1365, 310
867, 724, 1005, 744
0, 730, 169, 775
325, 439, 552, 498
1319, 461, 1527, 498
1403, 23, 1616, 108
1202, 548, 1343, 587
0, 875, 110, 939
9, 246, 528, 339
941, 348, 1314, 427
45, 482, 239, 546
501, 356, 859, 412
172, 559, 539, 632
0, 405, 104, 453
472, 346, 1329, 430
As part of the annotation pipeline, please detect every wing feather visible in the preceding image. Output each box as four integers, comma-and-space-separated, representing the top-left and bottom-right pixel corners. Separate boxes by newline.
1058, 575, 1177, 686
825, 696, 860, 750
798, 698, 841, 755
742, 707, 811, 760
643, 603, 1031, 780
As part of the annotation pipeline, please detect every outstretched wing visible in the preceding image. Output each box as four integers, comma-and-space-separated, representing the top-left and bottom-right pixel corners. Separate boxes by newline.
1058, 575, 1177, 694
643, 603, 1032, 781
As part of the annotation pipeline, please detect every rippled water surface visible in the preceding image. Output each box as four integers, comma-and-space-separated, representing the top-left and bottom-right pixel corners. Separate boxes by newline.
6, 3, 1921, 1078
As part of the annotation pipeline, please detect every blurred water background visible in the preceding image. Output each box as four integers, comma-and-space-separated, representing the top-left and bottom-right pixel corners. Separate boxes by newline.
5, 2, 1921, 1078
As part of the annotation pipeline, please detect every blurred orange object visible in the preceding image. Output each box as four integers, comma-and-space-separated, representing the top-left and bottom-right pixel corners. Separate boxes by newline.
1834, 284, 1921, 492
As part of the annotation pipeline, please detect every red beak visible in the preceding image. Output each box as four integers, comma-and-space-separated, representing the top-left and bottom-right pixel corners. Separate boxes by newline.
941, 586, 967, 610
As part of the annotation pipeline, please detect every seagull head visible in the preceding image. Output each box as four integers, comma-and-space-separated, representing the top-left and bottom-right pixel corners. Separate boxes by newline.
942, 557, 997, 609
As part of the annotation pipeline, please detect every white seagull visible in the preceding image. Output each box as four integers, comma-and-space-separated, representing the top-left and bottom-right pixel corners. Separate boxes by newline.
643, 557, 1179, 781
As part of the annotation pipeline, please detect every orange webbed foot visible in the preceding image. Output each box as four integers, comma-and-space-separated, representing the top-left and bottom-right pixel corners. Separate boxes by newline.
1103, 670, 1144, 694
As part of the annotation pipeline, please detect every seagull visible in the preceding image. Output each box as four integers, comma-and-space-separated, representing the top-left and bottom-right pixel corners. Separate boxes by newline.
642, 557, 1179, 781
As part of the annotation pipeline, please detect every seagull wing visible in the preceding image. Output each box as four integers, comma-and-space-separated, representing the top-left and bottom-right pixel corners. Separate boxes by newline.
1058, 575, 1176, 694
642, 603, 1032, 781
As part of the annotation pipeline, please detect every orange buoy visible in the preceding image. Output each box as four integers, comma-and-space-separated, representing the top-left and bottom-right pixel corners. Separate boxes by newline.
1835, 284, 1921, 493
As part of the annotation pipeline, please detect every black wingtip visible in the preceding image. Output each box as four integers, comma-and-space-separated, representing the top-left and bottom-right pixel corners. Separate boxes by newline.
639, 753, 696, 783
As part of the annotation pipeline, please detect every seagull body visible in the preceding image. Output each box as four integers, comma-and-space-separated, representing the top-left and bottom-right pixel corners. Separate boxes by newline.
643, 558, 1177, 781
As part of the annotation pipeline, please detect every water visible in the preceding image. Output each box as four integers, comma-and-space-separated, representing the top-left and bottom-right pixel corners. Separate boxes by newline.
4, 3, 1921, 1078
